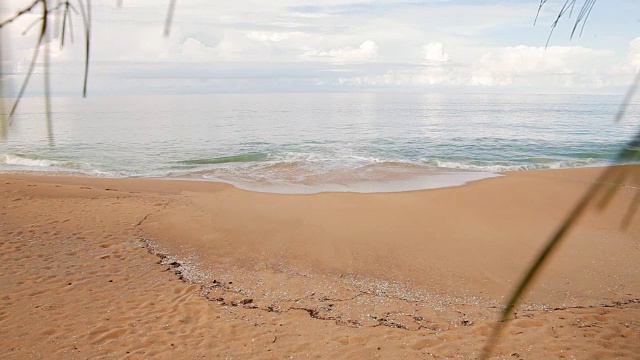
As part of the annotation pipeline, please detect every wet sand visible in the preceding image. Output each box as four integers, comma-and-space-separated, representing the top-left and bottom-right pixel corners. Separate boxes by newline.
1, 166, 639, 359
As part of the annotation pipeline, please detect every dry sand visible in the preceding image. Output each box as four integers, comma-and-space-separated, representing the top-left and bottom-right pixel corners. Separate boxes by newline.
1, 166, 639, 359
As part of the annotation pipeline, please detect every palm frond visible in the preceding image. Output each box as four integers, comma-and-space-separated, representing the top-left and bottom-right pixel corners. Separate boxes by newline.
2, 0, 90, 129
539, 0, 599, 47
43, 1, 53, 145
480, 71, 640, 359
76, 0, 91, 97
60, 2, 79, 49
8, 1, 48, 124
0, 0, 42, 29
164, 0, 176, 37
1, 0, 178, 140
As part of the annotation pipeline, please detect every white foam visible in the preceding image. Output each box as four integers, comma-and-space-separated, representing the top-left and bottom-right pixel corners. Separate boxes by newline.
433, 158, 602, 172
3, 154, 61, 168
202, 171, 501, 194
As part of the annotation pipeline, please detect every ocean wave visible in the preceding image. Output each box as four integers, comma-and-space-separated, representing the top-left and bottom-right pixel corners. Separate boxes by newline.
2, 154, 63, 168
180, 152, 269, 165
0, 151, 619, 187
431, 158, 602, 172
178, 153, 610, 180
0, 154, 111, 177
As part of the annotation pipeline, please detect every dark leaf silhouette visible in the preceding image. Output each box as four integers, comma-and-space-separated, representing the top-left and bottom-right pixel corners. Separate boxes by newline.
480, 1, 640, 357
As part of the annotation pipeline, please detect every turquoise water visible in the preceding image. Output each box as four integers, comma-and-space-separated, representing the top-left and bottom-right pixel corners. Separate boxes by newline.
1, 93, 638, 193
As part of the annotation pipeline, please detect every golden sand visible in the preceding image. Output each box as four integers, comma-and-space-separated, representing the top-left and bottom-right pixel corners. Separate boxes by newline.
1, 166, 639, 359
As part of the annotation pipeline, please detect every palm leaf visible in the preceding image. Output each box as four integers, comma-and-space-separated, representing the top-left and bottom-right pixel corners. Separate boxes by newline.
481, 71, 640, 359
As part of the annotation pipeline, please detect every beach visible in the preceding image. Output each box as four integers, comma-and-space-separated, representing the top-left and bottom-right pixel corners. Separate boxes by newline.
1, 165, 639, 359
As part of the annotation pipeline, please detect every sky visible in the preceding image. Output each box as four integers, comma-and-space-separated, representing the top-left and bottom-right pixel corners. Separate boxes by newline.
1, 0, 639, 95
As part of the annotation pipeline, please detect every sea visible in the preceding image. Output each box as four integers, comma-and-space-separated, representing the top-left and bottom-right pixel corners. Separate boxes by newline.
1, 93, 638, 193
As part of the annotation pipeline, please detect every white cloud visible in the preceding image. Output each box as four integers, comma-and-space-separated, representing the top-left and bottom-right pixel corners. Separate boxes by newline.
422, 42, 450, 63
336, 43, 625, 90
3, 0, 638, 95
468, 45, 613, 86
300, 40, 379, 63
180, 38, 211, 58
247, 31, 302, 42
626, 37, 640, 71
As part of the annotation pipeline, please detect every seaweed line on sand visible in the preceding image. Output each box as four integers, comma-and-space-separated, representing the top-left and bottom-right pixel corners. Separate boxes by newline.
136, 233, 640, 333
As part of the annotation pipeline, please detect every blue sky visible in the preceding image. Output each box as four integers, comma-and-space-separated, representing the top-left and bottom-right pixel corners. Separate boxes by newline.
1, 0, 639, 95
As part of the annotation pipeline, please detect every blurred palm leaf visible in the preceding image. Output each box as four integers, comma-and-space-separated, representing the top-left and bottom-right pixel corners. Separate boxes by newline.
481, 0, 640, 357
0, 0, 177, 130
0, 0, 92, 145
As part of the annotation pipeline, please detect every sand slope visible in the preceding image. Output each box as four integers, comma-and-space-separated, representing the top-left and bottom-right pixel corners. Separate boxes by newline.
1, 166, 639, 359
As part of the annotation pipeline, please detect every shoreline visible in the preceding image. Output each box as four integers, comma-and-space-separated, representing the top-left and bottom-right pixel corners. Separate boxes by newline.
1, 166, 502, 194
1, 161, 636, 195
2, 165, 639, 358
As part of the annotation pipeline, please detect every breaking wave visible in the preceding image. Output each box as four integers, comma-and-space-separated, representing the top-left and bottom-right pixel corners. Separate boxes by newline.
2, 154, 64, 168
